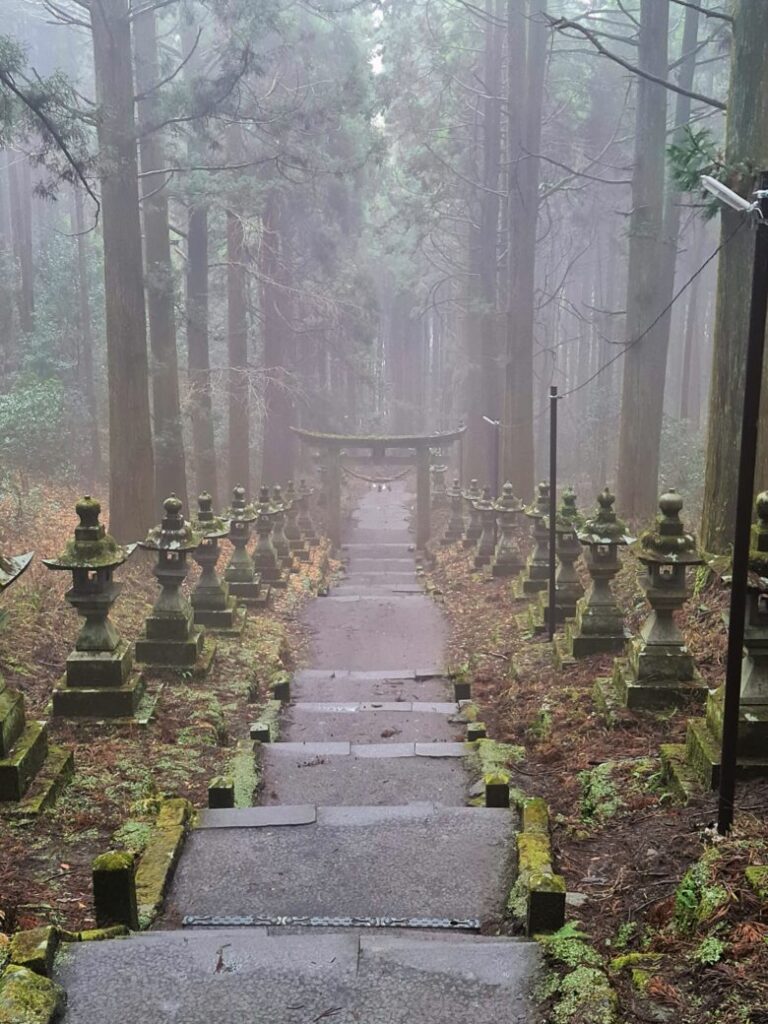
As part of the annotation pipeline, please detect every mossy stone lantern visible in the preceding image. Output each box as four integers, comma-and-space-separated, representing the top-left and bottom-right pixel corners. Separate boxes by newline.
442, 479, 465, 546
491, 482, 524, 578
474, 486, 497, 569
190, 493, 244, 633
519, 482, 550, 596
284, 482, 309, 562
253, 486, 284, 587
551, 487, 585, 622
684, 492, 768, 787
559, 487, 630, 662
462, 479, 483, 549
45, 497, 145, 718
297, 479, 318, 547
613, 490, 706, 709
271, 485, 297, 573
223, 485, 267, 607
136, 495, 207, 670
431, 464, 448, 508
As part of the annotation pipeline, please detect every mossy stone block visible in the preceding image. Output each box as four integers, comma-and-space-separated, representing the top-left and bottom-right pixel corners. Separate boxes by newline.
517, 832, 553, 875
453, 680, 471, 702
527, 871, 566, 935
156, 797, 192, 829
484, 772, 510, 808
466, 722, 487, 742
135, 826, 186, 928
92, 850, 139, 930
9, 927, 59, 977
745, 865, 768, 901
208, 776, 235, 809
0, 688, 25, 758
0, 721, 48, 802
522, 797, 550, 834
0, 965, 65, 1023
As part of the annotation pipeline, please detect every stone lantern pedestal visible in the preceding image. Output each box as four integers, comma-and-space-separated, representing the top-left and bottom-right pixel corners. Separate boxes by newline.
515, 482, 550, 596
224, 486, 269, 607
297, 480, 318, 547
473, 487, 497, 569
462, 480, 482, 549
530, 488, 583, 631
442, 479, 466, 546
136, 496, 210, 671
285, 482, 310, 562
271, 486, 298, 573
253, 487, 285, 588
190, 494, 244, 634
431, 464, 448, 508
45, 496, 145, 719
554, 489, 630, 667
1, 546, 73, 810
606, 491, 706, 710
670, 492, 768, 790
491, 483, 524, 577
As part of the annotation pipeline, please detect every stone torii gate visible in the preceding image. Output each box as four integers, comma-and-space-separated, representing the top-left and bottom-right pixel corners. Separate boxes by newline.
291, 426, 466, 550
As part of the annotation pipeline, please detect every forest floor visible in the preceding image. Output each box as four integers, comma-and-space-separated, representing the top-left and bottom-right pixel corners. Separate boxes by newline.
427, 512, 768, 1024
0, 483, 332, 939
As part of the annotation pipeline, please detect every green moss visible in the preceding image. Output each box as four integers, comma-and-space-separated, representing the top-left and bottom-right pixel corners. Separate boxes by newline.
92, 850, 134, 873
111, 820, 152, 855
522, 797, 550, 834
540, 923, 602, 968
673, 849, 729, 936
745, 865, 768, 899
609, 951, 663, 974
0, 965, 65, 1023
9, 929, 58, 977
693, 936, 726, 965
229, 738, 261, 807
579, 763, 623, 822
552, 966, 617, 1024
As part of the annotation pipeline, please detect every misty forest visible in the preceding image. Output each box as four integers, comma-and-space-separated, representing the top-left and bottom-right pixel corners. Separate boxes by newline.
1, 2, 768, 1023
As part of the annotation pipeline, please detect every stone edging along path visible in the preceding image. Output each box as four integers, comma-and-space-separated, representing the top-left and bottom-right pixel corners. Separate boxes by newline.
35, 481, 544, 1022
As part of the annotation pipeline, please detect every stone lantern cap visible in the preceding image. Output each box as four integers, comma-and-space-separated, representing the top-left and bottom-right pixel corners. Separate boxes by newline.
473, 486, 495, 511
271, 485, 289, 511
578, 488, 631, 547
524, 482, 550, 520
226, 485, 257, 523
0, 548, 33, 590
190, 493, 230, 541
449, 478, 463, 499
493, 481, 523, 513
257, 486, 280, 518
44, 496, 134, 572
633, 489, 703, 566
140, 495, 201, 552
748, 491, 768, 588
554, 486, 583, 534
463, 479, 482, 500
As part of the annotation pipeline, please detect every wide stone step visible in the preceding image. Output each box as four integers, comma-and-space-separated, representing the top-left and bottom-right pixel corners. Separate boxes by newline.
340, 571, 418, 585
280, 703, 461, 744
331, 583, 424, 597
54, 928, 539, 1024
290, 671, 450, 702
260, 744, 467, 806
161, 804, 515, 928
342, 542, 414, 559
0, 720, 49, 802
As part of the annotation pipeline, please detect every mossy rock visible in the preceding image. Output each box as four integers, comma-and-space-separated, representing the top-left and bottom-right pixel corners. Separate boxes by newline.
9, 928, 58, 977
0, 965, 65, 1023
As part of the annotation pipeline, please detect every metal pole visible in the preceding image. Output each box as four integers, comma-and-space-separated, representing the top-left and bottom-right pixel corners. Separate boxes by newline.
548, 386, 558, 643
718, 174, 768, 835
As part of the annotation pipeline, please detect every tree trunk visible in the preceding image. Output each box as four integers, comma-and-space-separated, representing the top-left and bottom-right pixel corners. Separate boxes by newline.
7, 150, 34, 337
615, 0, 670, 520
227, 208, 250, 494
90, 0, 155, 540
701, 0, 768, 552
502, 0, 547, 502
134, 6, 189, 510
71, 184, 103, 488
0, 154, 16, 372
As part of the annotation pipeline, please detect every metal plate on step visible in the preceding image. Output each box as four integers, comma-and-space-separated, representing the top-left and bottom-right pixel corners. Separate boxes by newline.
182, 914, 481, 931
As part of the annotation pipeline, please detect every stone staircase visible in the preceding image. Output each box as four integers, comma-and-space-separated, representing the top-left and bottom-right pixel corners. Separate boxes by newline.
53, 481, 540, 1022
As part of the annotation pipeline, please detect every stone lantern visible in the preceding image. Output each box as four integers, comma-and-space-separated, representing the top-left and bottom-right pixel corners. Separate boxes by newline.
297, 479, 318, 547
431, 464, 448, 508
223, 485, 267, 607
474, 486, 497, 569
683, 491, 768, 787
136, 495, 207, 670
462, 479, 483, 549
190, 493, 244, 633
271, 485, 297, 573
442, 479, 465, 546
518, 482, 550, 596
253, 486, 284, 587
612, 490, 706, 709
45, 496, 145, 718
284, 482, 309, 563
491, 482, 525, 577
557, 488, 630, 664
2, 544, 73, 807
551, 487, 584, 622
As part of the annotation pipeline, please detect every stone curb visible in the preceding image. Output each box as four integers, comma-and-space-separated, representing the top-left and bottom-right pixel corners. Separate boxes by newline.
0, 964, 66, 1023
510, 795, 566, 936
135, 797, 194, 929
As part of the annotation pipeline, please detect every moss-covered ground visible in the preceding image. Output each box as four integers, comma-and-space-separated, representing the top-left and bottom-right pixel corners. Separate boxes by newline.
427, 513, 768, 1024
0, 484, 333, 935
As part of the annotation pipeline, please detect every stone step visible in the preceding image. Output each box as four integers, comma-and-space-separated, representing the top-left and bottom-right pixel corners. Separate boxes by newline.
54, 928, 539, 1024
161, 804, 515, 928
331, 583, 424, 596
345, 557, 416, 570
290, 673, 451, 703
0, 686, 25, 758
342, 543, 414, 559
0, 719, 49, 802
260, 746, 467, 806
4, 744, 74, 817
280, 703, 461, 744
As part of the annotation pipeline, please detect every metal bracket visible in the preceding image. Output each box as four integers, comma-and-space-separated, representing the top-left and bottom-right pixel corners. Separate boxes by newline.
182, 914, 481, 931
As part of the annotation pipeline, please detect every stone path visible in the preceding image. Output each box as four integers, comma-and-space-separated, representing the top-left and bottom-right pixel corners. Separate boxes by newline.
54, 480, 540, 1023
